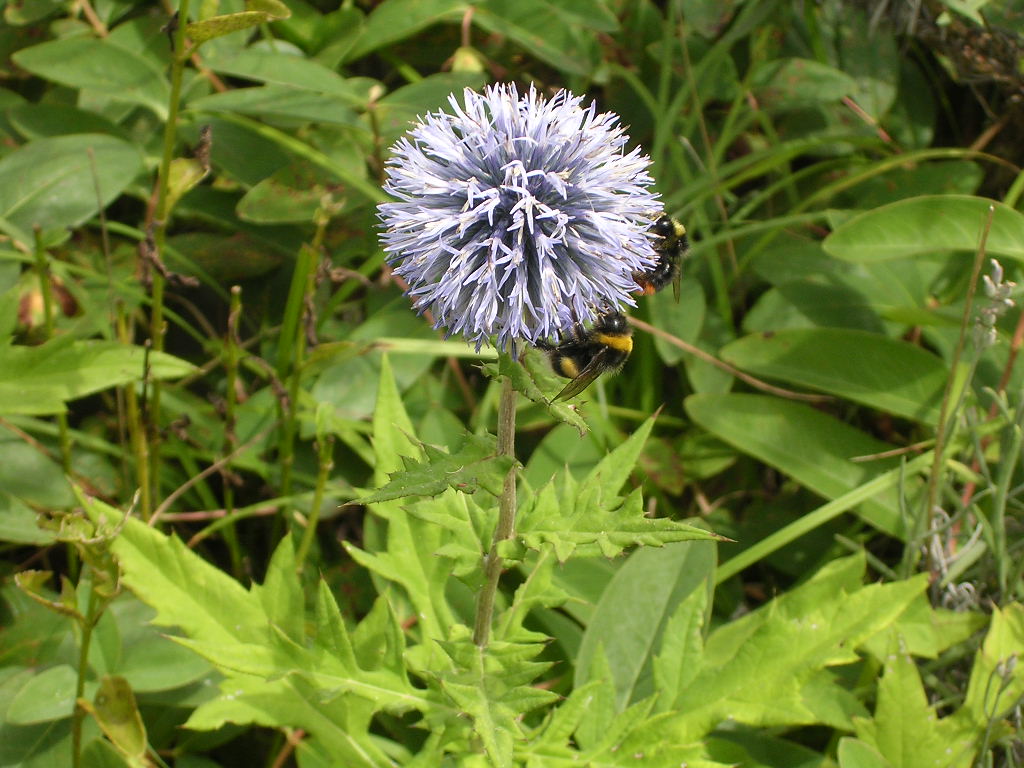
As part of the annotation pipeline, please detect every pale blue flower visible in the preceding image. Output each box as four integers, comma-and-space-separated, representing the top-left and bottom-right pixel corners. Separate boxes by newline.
378, 83, 662, 350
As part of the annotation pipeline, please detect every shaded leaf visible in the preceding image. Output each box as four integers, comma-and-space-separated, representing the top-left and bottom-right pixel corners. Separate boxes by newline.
686, 393, 908, 536
0, 339, 195, 416
12, 39, 169, 118
0, 134, 143, 246
721, 328, 947, 425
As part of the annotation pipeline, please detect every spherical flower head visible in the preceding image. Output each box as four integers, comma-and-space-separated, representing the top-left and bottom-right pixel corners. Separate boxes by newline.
378, 83, 663, 351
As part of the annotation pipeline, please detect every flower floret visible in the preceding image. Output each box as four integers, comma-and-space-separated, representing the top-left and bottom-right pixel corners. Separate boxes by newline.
378, 82, 663, 350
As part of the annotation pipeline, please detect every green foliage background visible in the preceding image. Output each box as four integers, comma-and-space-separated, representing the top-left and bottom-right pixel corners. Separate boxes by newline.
1, 0, 1023, 766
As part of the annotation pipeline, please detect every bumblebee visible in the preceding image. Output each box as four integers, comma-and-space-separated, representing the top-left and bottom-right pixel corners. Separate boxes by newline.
634, 215, 688, 301
537, 311, 633, 401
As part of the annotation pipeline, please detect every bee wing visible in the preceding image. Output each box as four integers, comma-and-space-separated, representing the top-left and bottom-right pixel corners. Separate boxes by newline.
553, 350, 611, 401
672, 269, 682, 302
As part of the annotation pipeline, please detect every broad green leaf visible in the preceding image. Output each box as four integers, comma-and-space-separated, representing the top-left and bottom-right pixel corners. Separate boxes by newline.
12, 38, 169, 118
0, 134, 143, 246
751, 57, 857, 109
0, 339, 195, 416
237, 162, 347, 224
0, 433, 74, 508
0, 495, 55, 544
721, 328, 947, 425
576, 541, 715, 709
649, 278, 705, 366
823, 195, 1024, 263
203, 50, 368, 105
474, 0, 601, 76
117, 635, 212, 693
6, 104, 125, 140
686, 393, 908, 536
190, 84, 360, 125
343, 0, 468, 62
6, 665, 81, 724
852, 645, 949, 768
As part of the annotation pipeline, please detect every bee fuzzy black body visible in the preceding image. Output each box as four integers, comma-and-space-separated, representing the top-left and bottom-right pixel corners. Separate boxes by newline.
634, 215, 688, 300
537, 311, 633, 401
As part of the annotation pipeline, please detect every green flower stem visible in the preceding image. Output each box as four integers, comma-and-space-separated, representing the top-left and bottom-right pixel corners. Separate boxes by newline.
32, 232, 72, 475
296, 435, 334, 572
146, 0, 192, 518
221, 286, 243, 577
117, 307, 151, 520
277, 228, 323, 506
473, 374, 518, 647
922, 207, 992, 573
71, 583, 103, 768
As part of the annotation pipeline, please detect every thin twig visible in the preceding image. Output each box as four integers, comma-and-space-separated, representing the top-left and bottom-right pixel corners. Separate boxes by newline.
149, 424, 275, 526
627, 316, 831, 403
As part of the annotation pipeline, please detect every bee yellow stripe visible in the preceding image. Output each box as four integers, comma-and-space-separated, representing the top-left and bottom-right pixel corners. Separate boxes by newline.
559, 358, 580, 378
595, 333, 633, 353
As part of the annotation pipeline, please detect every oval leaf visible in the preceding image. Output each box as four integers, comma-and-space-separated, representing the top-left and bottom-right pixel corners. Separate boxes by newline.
823, 195, 1024, 263
685, 393, 907, 536
12, 38, 169, 118
0, 134, 143, 246
721, 328, 947, 425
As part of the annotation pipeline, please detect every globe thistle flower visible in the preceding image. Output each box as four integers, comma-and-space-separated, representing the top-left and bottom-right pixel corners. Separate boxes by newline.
378, 83, 663, 351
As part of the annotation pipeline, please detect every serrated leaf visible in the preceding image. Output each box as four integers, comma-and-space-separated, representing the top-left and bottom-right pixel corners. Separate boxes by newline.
669, 574, 928, 741
434, 630, 559, 768
347, 356, 456, 647
359, 432, 515, 503
407, 490, 494, 579
186, 675, 392, 768
517, 485, 722, 561
852, 642, 949, 768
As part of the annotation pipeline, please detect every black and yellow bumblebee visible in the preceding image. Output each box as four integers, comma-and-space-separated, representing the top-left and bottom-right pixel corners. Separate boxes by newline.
634, 215, 688, 301
537, 311, 633, 401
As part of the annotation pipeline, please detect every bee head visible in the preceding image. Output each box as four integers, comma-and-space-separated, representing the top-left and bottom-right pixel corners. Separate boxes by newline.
593, 311, 629, 334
